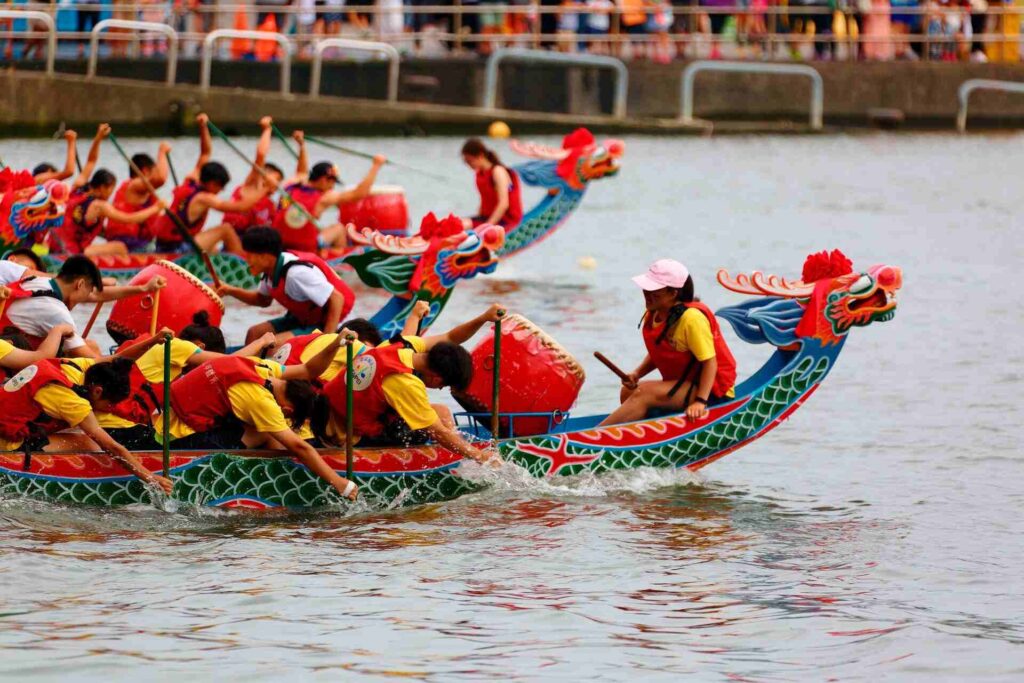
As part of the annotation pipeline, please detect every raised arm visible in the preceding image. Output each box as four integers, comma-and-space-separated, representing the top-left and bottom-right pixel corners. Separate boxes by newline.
56, 129, 79, 182
294, 129, 308, 177
187, 113, 212, 181
151, 141, 171, 188
402, 300, 431, 337
421, 303, 504, 350
232, 331, 277, 358
73, 123, 110, 189
324, 155, 386, 206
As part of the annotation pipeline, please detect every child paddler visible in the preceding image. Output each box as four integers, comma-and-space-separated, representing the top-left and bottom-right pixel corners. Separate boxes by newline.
55, 128, 168, 257
105, 142, 172, 251
459, 138, 523, 230
150, 114, 269, 255
222, 117, 282, 236
271, 130, 386, 252
217, 227, 355, 345
0, 357, 173, 494
0, 325, 75, 377
152, 337, 359, 500
598, 259, 738, 427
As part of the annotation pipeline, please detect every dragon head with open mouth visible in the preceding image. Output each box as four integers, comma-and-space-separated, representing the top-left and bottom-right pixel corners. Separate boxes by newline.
717, 250, 902, 348
511, 128, 624, 192
0, 172, 69, 248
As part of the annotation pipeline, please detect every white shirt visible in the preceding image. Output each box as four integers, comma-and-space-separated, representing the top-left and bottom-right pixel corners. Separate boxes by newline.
5, 277, 86, 351
0, 260, 27, 286
257, 253, 335, 308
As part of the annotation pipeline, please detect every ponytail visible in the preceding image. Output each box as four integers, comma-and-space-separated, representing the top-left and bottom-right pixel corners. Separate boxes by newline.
180, 310, 226, 354
461, 138, 504, 169
656, 276, 697, 345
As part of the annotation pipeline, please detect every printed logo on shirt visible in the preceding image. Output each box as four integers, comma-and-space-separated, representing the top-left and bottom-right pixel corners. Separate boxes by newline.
351, 355, 376, 391
4, 365, 38, 392
284, 204, 307, 229
271, 343, 292, 364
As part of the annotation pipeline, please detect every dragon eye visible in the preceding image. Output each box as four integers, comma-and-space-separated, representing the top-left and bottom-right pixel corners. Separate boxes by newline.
850, 275, 873, 294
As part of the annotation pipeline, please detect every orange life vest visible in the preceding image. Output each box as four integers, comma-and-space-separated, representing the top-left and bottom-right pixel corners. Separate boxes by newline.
0, 359, 75, 441
641, 301, 737, 398
168, 356, 269, 434
322, 343, 412, 438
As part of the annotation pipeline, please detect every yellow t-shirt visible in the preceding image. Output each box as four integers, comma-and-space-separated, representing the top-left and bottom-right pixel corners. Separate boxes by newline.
0, 360, 93, 451
95, 339, 200, 429
0, 339, 13, 364
153, 358, 289, 442
295, 332, 368, 383
668, 308, 735, 398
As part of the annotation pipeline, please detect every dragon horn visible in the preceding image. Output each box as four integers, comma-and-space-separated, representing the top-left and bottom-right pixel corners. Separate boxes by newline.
509, 140, 570, 161
717, 269, 815, 298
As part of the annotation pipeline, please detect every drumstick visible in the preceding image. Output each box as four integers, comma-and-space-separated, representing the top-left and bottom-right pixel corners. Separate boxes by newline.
594, 351, 631, 384
82, 301, 104, 338
149, 289, 160, 337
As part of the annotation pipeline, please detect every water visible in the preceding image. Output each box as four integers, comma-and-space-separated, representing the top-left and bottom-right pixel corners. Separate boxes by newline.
1, 133, 1022, 680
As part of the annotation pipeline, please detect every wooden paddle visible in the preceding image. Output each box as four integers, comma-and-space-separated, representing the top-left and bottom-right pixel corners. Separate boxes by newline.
271, 123, 300, 160
149, 289, 160, 336
343, 332, 356, 481
82, 301, 104, 338
594, 351, 632, 385
107, 132, 222, 288
491, 310, 505, 442
305, 134, 452, 183
161, 332, 172, 478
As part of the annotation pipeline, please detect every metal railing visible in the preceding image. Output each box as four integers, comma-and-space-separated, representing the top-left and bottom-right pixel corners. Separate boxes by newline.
484, 48, 628, 119
87, 19, 178, 84
201, 29, 292, 95
956, 79, 1024, 132
0, 9, 55, 75
310, 38, 400, 102
680, 61, 824, 130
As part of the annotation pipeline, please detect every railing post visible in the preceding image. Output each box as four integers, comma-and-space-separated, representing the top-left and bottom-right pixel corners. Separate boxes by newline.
680, 60, 823, 130
309, 38, 400, 102
956, 78, 1024, 133
202, 29, 292, 95
483, 47, 628, 119
87, 20, 179, 85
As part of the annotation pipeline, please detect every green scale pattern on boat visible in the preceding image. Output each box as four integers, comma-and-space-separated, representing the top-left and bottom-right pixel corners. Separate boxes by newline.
176, 254, 261, 289
497, 192, 583, 258
503, 356, 830, 478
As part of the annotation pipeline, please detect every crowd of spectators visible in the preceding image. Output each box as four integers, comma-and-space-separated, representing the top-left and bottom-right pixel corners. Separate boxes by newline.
0, 0, 1020, 62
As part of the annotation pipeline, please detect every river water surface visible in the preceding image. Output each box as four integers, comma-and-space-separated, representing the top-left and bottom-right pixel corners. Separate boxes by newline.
0, 133, 1021, 680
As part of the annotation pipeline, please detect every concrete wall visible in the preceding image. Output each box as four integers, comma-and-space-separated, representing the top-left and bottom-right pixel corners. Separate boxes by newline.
5, 58, 1024, 134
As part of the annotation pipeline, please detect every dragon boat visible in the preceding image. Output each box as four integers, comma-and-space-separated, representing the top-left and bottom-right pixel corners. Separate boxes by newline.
0, 254, 901, 511
6, 128, 622, 286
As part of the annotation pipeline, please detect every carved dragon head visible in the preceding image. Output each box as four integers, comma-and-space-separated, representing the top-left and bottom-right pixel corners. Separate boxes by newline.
717, 250, 902, 348
511, 127, 624, 191
0, 179, 69, 245
344, 214, 506, 335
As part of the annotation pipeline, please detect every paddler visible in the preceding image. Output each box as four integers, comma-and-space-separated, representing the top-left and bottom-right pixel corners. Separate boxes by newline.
222, 117, 283, 236
0, 324, 75, 377
31, 128, 78, 184
310, 316, 500, 462
598, 259, 738, 427
152, 336, 359, 500
0, 357, 173, 493
2, 248, 47, 277
104, 142, 172, 252
459, 138, 523, 230
216, 227, 355, 345
271, 130, 386, 252
150, 113, 269, 255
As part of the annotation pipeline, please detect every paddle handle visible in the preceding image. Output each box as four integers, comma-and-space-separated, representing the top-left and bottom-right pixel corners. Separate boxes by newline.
82, 301, 104, 338
162, 333, 172, 478
149, 289, 160, 337
344, 335, 355, 481
271, 123, 299, 160
491, 311, 505, 442
594, 351, 631, 384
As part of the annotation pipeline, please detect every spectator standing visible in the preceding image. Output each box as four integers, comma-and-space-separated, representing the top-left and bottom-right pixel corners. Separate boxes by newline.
967, 0, 987, 60
889, 0, 920, 58
645, 0, 674, 61
581, 0, 614, 51
140, 0, 171, 56
698, 0, 733, 58
861, 0, 893, 59
378, 0, 406, 41
618, 0, 650, 56
75, 0, 102, 58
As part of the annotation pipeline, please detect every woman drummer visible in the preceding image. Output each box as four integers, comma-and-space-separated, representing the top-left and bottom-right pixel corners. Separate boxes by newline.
599, 259, 737, 427
459, 138, 523, 230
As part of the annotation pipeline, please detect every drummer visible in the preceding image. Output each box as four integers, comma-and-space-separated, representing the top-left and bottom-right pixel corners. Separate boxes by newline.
598, 259, 737, 427
459, 138, 523, 230
149, 114, 269, 255
104, 141, 172, 252
0, 357, 173, 493
152, 337, 359, 500
270, 130, 385, 252
217, 227, 355, 345
222, 117, 282, 236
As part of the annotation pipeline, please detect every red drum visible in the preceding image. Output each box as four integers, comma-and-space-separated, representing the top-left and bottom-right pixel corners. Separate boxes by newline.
338, 185, 409, 236
454, 314, 585, 437
106, 259, 224, 342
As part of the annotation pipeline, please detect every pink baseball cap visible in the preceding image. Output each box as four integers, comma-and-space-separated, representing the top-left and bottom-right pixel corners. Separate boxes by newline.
632, 259, 690, 291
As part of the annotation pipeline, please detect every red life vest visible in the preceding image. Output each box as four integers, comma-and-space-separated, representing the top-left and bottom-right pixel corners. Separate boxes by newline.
223, 185, 275, 233
475, 166, 523, 229
168, 356, 270, 434
273, 183, 322, 252
153, 179, 206, 244
641, 302, 737, 398
0, 278, 63, 349
0, 359, 75, 442
265, 252, 355, 327
322, 343, 413, 438
53, 188, 101, 255
105, 179, 157, 242
108, 364, 163, 426
271, 331, 323, 366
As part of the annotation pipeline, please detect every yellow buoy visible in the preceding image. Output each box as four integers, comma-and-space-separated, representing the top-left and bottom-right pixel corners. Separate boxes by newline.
578, 255, 597, 270
488, 121, 511, 139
